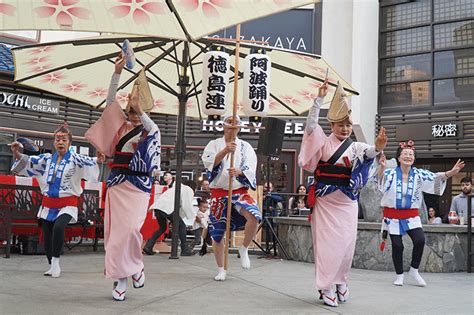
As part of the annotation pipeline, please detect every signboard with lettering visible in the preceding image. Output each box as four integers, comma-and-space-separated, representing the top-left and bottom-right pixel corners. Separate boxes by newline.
201, 51, 230, 117
0, 91, 60, 115
210, 9, 315, 53
202, 119, 305, 136
396, 122, 464, 141
243, 53, 271, 118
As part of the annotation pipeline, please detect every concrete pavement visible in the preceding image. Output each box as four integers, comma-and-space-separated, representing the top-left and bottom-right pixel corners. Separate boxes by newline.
0, 250, 472, 314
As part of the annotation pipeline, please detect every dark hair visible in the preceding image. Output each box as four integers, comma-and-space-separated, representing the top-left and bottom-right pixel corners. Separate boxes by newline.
395, 145, 416, 166
54, 121, 73, 142
197, 198, 208, 207
460, 177, 472, 184
428, 207, 438, 218
183, 179, 197, 192
296, 184, 307, 193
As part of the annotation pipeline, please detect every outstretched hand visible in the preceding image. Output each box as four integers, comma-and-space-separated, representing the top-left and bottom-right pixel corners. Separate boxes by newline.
446, 159, 465, 177
375, 127, 388, 152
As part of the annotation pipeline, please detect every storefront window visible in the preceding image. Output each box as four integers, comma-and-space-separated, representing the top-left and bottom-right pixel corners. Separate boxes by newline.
434, 77, 474, 105
435, 48, 474, 77
381, 54, 431, 83
382, 26, 431, 56
434, 20, 474, 49
380, 81, 430, 107
382, 0, 431, 30
434, 0, 474, 22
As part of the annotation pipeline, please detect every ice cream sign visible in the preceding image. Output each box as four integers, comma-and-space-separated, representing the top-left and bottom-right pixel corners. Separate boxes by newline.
0, 91, 60, 115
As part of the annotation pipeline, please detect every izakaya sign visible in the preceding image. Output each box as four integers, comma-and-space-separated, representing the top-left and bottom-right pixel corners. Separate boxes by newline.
0, 91, 60, 115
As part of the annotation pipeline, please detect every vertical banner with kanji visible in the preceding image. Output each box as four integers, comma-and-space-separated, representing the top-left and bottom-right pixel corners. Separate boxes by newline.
201, 51, 230, 118
242, 53, 271, 119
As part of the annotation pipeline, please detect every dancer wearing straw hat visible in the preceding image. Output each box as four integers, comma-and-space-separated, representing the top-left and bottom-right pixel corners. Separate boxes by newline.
298, 79, 388, 307
85, 53, 161, 301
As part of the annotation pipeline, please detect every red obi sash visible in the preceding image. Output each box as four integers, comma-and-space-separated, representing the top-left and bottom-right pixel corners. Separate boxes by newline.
42, 195, 79, 208
211, 187, 248, 199
383, 207, 419, 219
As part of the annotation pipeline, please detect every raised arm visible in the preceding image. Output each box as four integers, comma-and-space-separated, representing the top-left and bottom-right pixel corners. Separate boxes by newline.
106, 54, 126, 106
306, 80, 328, 135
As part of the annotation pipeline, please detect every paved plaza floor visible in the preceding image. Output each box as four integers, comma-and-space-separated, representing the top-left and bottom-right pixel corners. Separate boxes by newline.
0, 250, 472, 314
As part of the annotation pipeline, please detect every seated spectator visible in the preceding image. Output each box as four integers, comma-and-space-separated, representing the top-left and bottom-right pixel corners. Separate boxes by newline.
427, 207, 442, 225
296, 199, 310, 216
191, 198, 209, 248
288, 184, 308, 214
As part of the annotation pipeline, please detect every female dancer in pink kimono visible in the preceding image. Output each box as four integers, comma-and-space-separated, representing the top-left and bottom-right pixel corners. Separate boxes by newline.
86, 54, 161, 301
298, 80, 387, 307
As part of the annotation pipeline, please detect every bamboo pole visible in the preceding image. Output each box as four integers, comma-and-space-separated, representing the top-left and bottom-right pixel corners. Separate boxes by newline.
224, 24, 241, 271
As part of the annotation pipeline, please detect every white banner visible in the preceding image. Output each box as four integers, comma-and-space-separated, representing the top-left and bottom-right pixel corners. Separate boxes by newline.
242, 54, 271, 118
201, 51, 230, 118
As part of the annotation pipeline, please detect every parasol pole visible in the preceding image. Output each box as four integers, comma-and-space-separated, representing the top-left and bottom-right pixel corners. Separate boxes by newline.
224, 24, 241, 271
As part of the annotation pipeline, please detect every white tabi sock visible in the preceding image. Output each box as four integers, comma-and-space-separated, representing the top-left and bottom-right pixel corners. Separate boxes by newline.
214, 267, 226, 281
51, 257, 61, 278
409, 267, 426, 287
112, 278, 127, 301
393, 274, 404, 286
44, 264, 52, 276
238, 246, 251, 269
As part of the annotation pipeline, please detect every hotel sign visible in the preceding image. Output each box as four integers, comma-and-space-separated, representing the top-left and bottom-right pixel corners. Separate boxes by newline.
396, 121, 464, 141
0, 91, 60, 115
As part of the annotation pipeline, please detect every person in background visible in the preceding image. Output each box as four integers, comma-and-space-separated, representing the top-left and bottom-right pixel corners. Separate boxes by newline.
263, 181, 283, 216
288, 184, 308, 214
196, 179, 211, 200
162, 170, 174, 188
191, 198, 210, 248
142, 179, 197, 256
427, 207, 442, 225
449, 177, 473, 225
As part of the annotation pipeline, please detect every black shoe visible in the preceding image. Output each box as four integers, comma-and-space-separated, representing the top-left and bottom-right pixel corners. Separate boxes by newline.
142, 247, 155, 255
180, 249, 196, 256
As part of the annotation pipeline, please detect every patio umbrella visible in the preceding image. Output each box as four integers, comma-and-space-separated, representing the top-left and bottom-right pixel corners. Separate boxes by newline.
12, 35, 357, 117
0, 0, 318, 41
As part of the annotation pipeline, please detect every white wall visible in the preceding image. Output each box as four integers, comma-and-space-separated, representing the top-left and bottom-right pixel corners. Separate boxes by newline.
321, 0, 379, 144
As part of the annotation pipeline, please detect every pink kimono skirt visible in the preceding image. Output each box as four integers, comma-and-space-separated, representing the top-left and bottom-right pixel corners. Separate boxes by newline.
104, 181, 149, 279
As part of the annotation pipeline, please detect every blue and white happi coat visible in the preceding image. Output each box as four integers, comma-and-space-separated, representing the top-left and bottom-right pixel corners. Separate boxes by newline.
12, 151, 100, 223
202, 137, 261, 242
106, 124, 161, 194
379, 167, 447, 235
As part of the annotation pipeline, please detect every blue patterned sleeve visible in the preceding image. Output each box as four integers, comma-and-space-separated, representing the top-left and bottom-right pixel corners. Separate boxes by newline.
11, 153, 51, 178
72, 153, 100, 182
